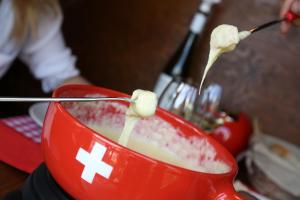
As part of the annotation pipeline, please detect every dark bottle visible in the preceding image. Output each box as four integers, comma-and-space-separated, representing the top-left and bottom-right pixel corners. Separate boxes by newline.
153, 0, 220, 109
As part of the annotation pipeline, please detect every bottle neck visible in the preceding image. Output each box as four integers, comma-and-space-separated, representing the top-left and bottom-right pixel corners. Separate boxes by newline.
162, 2, 215, 78
170, 31, 197, 77
169, 11, 207, 77
189, 11, 207, 34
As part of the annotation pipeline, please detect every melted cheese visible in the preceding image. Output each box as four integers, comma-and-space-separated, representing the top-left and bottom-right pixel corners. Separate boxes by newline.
199, 24, 251, 93
118, 89, 158, 146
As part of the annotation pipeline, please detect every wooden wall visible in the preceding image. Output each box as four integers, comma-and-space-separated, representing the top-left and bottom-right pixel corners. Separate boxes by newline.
1, 0, 299, 146
61, 0, 200, 91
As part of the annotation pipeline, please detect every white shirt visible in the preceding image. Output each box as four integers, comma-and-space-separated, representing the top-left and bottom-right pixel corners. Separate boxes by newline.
0, 0, 80, 92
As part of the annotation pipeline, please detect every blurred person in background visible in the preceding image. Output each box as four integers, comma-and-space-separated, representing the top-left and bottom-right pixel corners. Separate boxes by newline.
281, 0, 300, 33
0, 0, 90, 93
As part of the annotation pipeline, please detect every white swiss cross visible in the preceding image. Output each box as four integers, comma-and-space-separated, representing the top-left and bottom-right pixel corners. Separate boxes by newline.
76, 142, 113, 184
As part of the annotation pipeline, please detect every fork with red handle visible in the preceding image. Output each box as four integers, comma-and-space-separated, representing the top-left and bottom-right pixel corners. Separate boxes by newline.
250, 10, 300, 33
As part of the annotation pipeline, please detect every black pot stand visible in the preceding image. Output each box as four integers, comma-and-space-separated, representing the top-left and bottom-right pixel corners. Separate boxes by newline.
3, 163, 72, 200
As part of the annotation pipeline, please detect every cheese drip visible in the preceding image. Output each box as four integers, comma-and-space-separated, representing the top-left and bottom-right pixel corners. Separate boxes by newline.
118, 89, 158, 146
199, 24, 251, 93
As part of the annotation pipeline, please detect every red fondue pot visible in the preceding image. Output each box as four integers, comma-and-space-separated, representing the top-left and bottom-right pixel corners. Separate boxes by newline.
42, 85, 244, 200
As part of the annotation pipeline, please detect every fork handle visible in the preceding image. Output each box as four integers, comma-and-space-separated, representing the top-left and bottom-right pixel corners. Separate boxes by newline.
284, 10, 300, 23
250, 10, 300, 33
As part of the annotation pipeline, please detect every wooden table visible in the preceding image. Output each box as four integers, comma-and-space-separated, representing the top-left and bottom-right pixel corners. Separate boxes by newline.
0, 162, 28, 198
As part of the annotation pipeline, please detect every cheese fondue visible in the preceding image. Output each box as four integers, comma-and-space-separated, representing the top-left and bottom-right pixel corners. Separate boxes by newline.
66, 92, 230, 174
91, 125, 194, 170
199, 24, 251, 93
88, 123, 230, 173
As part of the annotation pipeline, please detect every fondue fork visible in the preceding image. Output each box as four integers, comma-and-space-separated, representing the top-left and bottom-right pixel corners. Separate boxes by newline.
250, 10, 300, 33
250, 18, 285, 33
0, 97, 134, 103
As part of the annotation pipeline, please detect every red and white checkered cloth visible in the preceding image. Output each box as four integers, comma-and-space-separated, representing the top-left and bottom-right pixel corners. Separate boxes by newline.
1, 115, 42, 143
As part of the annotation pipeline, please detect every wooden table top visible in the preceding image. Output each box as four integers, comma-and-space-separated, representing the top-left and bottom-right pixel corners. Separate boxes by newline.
0, 162, 28, 198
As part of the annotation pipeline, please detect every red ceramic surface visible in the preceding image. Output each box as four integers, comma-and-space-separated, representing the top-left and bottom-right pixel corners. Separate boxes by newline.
211, 113, 252, 157
42, 85, 244, 200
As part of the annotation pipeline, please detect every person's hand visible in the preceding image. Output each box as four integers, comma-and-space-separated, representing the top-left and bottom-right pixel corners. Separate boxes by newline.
60, 75, 91, 86
280, 0, 300, 33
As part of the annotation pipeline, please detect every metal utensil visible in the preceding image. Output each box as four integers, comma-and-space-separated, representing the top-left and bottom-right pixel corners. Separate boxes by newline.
250, 10, 300, 33
250, 19, 285, 33
0, 97, 134, 103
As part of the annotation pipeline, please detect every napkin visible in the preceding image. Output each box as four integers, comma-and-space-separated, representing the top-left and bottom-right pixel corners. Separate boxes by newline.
0, 116, 43, 173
